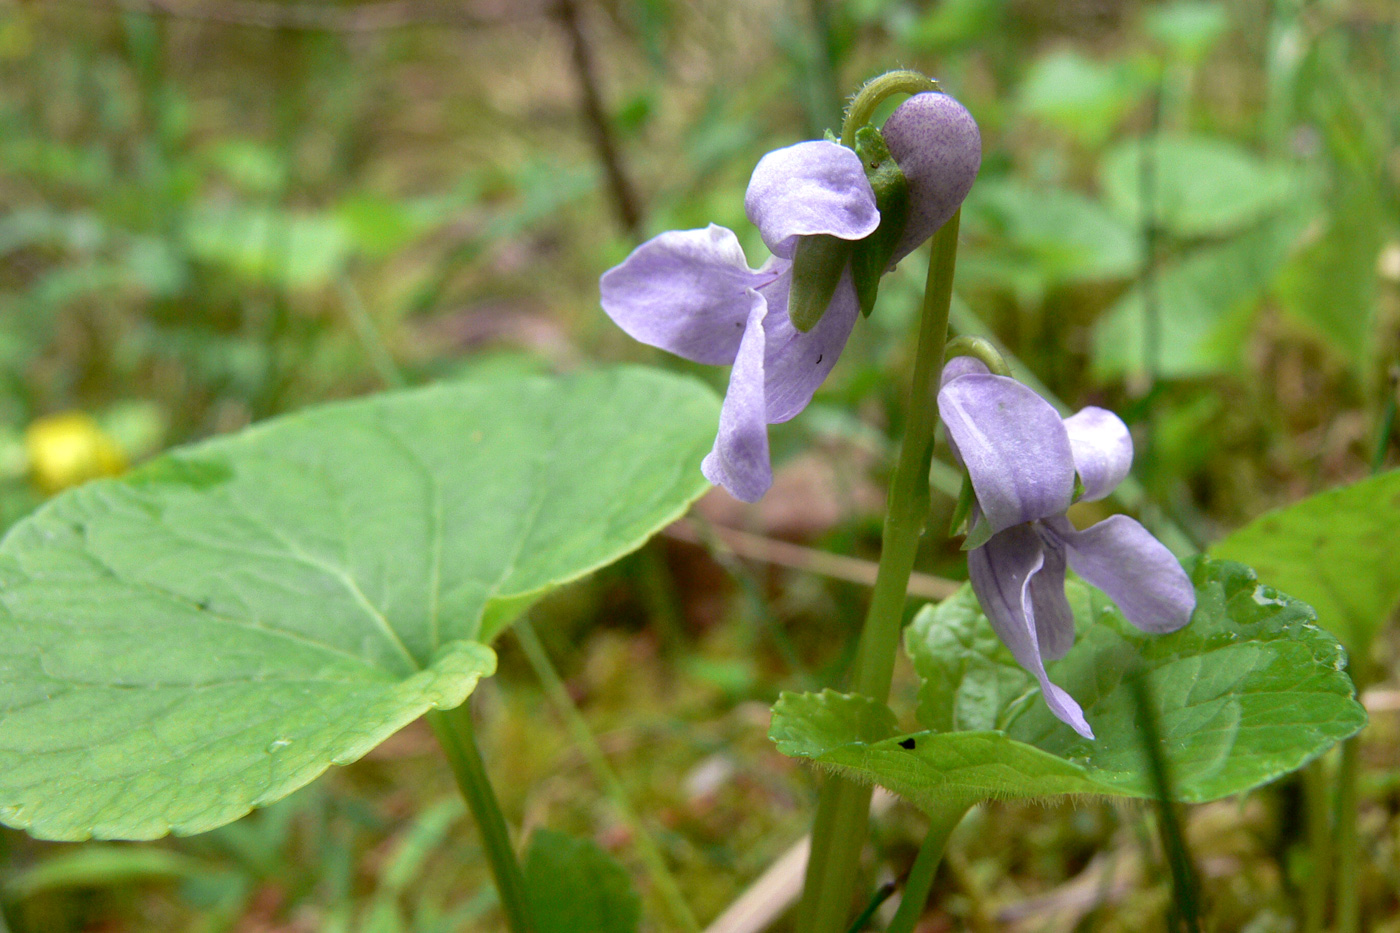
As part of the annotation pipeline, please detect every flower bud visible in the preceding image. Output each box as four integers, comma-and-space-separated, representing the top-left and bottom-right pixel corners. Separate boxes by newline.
882, 92, 982, 266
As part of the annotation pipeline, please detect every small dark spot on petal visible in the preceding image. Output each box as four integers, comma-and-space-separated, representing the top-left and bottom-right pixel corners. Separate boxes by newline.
898, 737, 916, 750
816, 354, 823, 364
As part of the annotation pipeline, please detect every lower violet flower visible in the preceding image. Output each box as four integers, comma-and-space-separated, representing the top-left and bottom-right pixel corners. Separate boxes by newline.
938, 357, 1196, 739
601, 93, 980, 502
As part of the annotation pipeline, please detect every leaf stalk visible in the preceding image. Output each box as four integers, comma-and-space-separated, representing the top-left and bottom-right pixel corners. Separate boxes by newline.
428, 704, 538, 933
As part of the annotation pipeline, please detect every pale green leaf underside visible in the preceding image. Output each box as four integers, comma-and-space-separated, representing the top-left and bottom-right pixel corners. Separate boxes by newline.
0, 367, 719, 840
773, 559, 1365, 810
1210, 471, 1400, 667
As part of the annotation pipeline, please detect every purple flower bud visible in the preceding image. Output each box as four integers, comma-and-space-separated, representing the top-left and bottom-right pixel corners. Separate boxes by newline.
883, 93, 982, 266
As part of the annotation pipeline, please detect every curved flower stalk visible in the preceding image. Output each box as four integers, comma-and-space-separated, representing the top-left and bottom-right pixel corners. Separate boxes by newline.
938, 357, 1196, 739
601, 94, 980, 502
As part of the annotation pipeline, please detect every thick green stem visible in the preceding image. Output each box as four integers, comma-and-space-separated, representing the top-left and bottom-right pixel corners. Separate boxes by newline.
885, 804, 970, 933
513, 619, 702, 933
1334, 736, 1362, 933
796, 212, 960, 933
1302, 759, 1332, 933
427, 704, 537, 933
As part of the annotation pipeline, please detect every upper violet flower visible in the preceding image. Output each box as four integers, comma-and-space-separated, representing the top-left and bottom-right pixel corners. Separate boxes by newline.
938, 357, 1196, 739
601, 93, 980, 502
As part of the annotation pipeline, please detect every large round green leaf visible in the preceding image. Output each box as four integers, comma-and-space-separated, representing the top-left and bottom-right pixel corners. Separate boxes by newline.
0, 367, 719, 840
771, 559, 1365, 809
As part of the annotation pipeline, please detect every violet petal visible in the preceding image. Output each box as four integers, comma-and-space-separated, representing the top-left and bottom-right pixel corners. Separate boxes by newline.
1063, 407, 1133, 502
759, 267, 860, 424
940, 355, 990, 388
1028, 533, 1075, 661
938, 373, 1076, 533
745, 141, 879, 260
1044, 515, 1195, 634
701, 291, 773, 502
882, 93, 982, 265
968, 526, 1094, 739
600, 224, 776, 365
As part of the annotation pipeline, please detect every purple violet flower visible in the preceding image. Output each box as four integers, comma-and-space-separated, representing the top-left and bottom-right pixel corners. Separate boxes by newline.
601, 93, 981, 502
938, 357, 1196, 739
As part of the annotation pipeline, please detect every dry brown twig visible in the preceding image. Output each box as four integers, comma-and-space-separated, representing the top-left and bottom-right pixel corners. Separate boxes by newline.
666, 519, 961, 602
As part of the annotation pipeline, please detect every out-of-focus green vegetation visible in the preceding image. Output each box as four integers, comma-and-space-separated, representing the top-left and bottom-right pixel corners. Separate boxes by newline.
0, 0, 1395, 930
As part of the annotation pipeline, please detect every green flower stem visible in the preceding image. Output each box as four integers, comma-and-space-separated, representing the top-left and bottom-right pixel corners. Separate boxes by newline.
1334, 736, 1361, 933
1330, 394, 1392, 931
885, 804, 971, 933
513, 618, 703, 933
1303, 759, 1332, 933
427, 704, 537, 933
797, 211, 961, 933
840, 71, 940, 148
944, 335, 1011, 377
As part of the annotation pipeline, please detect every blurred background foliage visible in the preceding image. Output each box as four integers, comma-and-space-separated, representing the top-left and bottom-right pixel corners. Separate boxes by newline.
0, 0, 1396, 929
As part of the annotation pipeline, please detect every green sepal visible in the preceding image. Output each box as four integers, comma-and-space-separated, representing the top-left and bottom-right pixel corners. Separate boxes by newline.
961, 513, 995, 551
1071, 472, 1086, 503
948, 474, 976, 536
823, 128, 839, 143
850, 126, 911, 318
788, 233, 853, 332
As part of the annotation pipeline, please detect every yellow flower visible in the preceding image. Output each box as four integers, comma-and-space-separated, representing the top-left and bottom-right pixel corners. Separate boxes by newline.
24, 412, 126, 495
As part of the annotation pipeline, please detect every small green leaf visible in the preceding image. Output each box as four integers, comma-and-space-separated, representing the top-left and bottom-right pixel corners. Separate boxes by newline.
182, 202, 352, 290
1146, 2, 1229, 63
1092, 207, 1310, 377
1099, 135, 1300, 238
774, 559, 1365, 810
524, 829, 641, 933
1274, 180, 1384, 366
962, 181, 1142, 292
1018, 50, 1149, 146
3, 845, 217, 900
1210, 471, 1400, 679
0, 368, 719, 841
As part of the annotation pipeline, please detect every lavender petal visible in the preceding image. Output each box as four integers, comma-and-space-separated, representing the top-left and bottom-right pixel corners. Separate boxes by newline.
701, 292, 773, 502
600, 224, 775, 365
969, 526, 1094, 739
1044, 515, 1196, 634
745, 141, 879, 260
759, 267, 860, 424
1028, 534, 1075, 661
940, 355, 991, 388
938, 373, 1076, 533
1063, 407, 1134, 502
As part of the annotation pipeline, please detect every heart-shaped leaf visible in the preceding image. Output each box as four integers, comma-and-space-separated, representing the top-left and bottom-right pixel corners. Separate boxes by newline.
0, 367, 719, 841
1210, 471, 1400, 679
772, 559, 1365, 810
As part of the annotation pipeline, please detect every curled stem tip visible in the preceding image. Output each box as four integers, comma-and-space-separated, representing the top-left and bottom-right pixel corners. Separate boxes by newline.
944, 335, 1011, 377
841, 70, 941, 148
